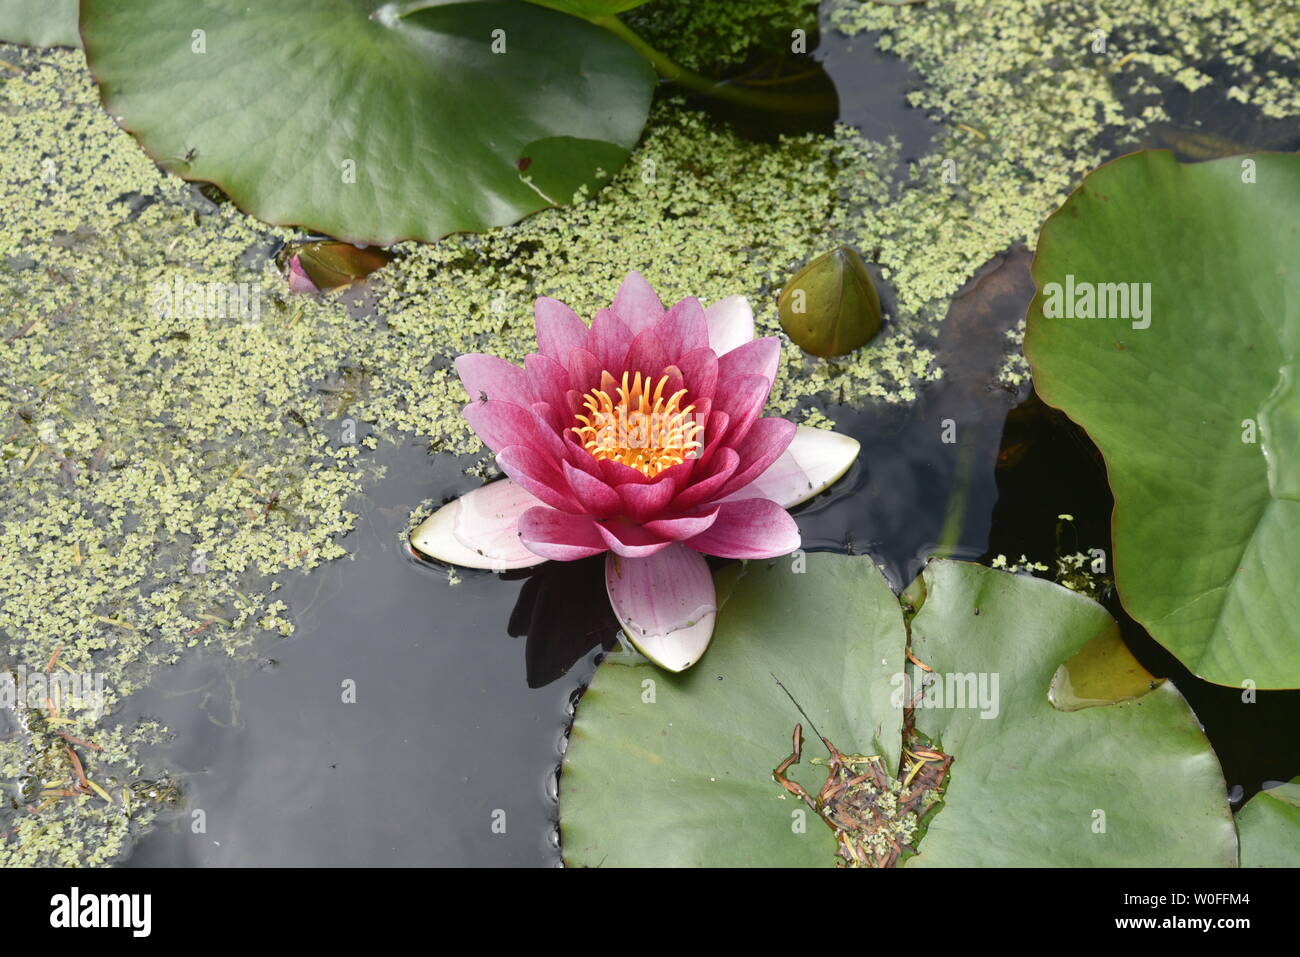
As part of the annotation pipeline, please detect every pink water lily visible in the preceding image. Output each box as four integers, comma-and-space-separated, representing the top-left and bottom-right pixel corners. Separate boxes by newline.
410, 272, 860, 671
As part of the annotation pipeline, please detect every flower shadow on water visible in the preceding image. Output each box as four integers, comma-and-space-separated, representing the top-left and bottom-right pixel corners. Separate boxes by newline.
504, 557, 620, 689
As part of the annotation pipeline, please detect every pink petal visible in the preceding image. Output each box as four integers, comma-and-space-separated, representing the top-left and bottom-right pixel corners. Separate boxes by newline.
675, 347, 719, 402
655, 298, 709, 361
717, 336, 781, 387
670, 446, 740, 511
518, 507, 608, 561
524, 353, 571, 412
455, 354, 528, 403
496, 445, 583, 513
652, 455, 697, 491
642, 505, 721, 541
657, 364, 685, 400
562, 460, 622, 519
712, 374, 772, 449
534, 297, 588, 360
605, 545, 716, 672
623, 329, 669, 378
723, 426, 861, 508
611, 270, 665, 334
409, 479, 546, 570
617, 478, 677, 523
704, 295, 754, 355
562, 430, 602, 478
597, 457, 651, 487
586, 308, 633, 371
531, 401, 565, 435
567, 348, 602, 394
463, 399, 563, 459
716, 416, 798, 499
594, 519, 674, 558
694, 410, 730, 470
684, 498, 800, 559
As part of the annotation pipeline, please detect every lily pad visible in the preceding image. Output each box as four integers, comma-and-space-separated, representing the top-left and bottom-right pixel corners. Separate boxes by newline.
1024, 151, 1300, 688
0, 0, 80, 47
79, 0, 655, 243
1236, 778, 1300, 867
560, 554, 1236, 867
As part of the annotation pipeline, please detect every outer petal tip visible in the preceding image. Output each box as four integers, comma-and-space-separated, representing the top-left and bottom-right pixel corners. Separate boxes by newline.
409, 480, 547, 571
726, 425, 861, 509
789, 427, 860, 504
605, 546, 717, 672
704, 295, 754, 356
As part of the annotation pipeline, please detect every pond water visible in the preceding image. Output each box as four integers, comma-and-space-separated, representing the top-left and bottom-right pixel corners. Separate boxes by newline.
6, 3, 1298, 867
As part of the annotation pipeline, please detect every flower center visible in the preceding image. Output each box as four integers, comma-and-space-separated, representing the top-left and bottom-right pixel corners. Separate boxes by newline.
571, 371, 703, 478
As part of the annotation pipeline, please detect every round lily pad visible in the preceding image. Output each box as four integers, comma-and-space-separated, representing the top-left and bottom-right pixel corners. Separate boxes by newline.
1024, 151, 1300, 688
79, 0, 655, 243
560, 554, 1236, 867
1236, 778, 1300, 867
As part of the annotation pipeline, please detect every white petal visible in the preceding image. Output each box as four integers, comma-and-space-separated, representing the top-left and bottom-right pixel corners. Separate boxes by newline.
605, 545, 716, 672
704, 295, 754, 356
409, 479, 547, 571
724, 425, 860, 508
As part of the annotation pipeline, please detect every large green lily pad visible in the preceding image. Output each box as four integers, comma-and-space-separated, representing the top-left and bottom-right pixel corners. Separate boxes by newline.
1236, 777, 1300, 867
560, 554, 1236, 867
79, 0, 654, 243
1024, 151, 1300, 688
904, 561, 1234, 866
0, 0, 79, 47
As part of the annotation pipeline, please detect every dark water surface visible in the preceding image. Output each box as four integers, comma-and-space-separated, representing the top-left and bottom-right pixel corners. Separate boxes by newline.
124, 438, 584, 866
121, 16, 1300, 867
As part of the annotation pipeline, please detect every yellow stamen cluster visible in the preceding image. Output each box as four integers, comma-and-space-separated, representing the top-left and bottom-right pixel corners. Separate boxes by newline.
572, 371, 703, 478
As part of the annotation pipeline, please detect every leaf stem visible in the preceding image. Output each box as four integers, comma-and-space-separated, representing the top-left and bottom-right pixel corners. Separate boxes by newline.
589, 15, 836, 114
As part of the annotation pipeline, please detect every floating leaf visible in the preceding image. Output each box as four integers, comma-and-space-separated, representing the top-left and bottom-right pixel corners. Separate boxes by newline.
1236, 778, 1300, 867
79, 0, 655, 243
1024, 151, 1300, 688
0, 0, 79, 47
778, 246, 882, 357
560, 555, 1236, 867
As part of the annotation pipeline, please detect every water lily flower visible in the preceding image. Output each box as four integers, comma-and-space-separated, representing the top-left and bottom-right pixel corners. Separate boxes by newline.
410, 272, 860, 671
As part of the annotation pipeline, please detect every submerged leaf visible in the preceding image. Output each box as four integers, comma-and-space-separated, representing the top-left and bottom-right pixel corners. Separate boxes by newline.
1048, 627, 1162, 711
280, 241, 393, 293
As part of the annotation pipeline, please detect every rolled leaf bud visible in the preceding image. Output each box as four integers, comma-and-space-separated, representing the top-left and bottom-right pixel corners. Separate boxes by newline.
778, 246, 882, 358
